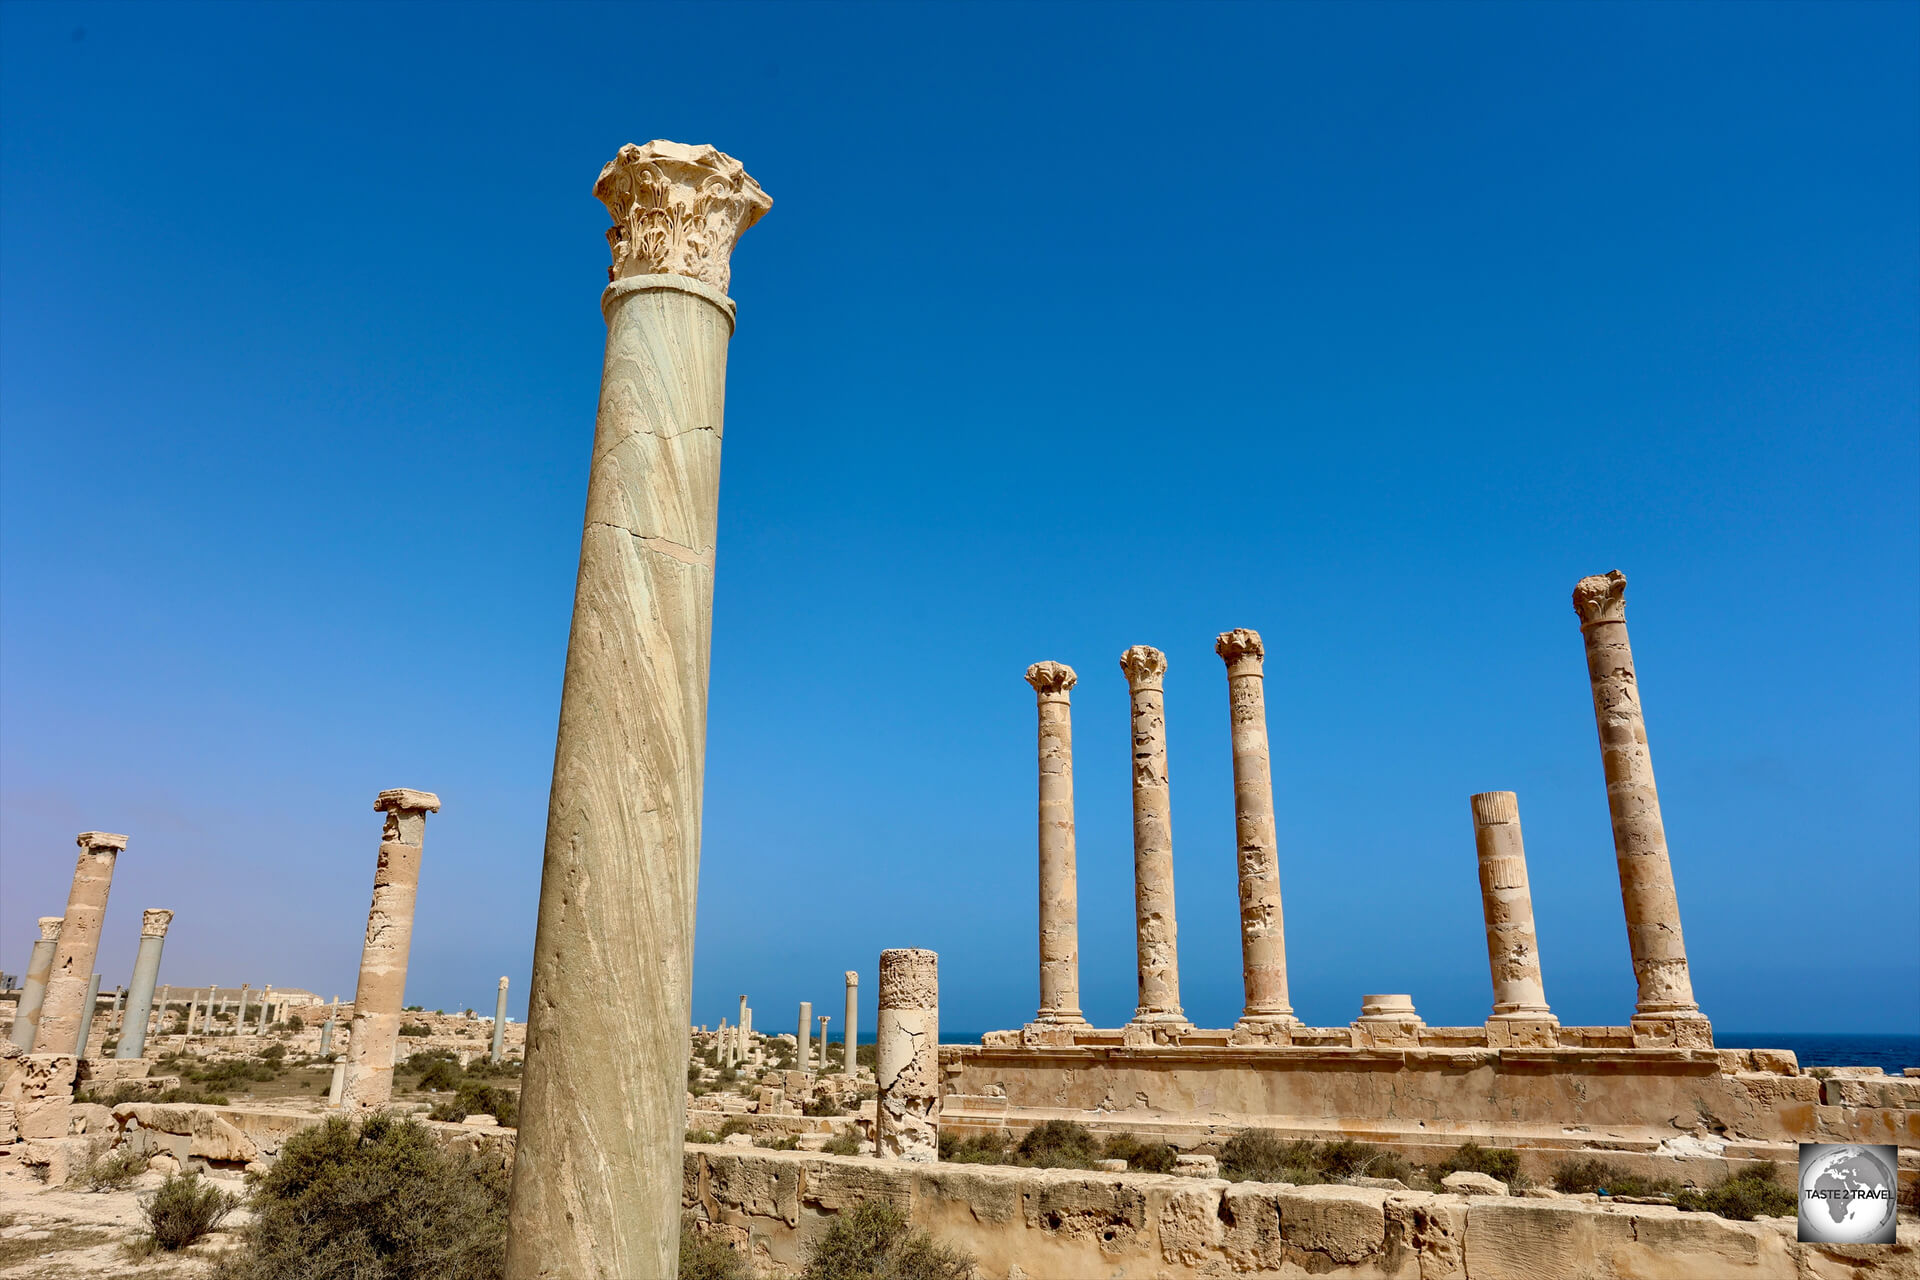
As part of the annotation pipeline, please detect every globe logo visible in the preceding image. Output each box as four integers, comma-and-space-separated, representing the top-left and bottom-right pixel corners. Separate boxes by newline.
1798, 1143, 1897, 1244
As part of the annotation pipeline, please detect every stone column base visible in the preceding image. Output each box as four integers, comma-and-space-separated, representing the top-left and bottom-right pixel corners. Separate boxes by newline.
1229, 1016, 1299, 1046
1021, 1022, 1086, 1048
1122, 1018, 1195, 1047
1630, 1013, 1714, 1049
1485, 1016, 1561, 1049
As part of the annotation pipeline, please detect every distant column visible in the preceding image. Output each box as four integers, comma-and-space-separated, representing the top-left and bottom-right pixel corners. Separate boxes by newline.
108, 988, 125, 1034
9, 917, 62, 1050
815, 1016, 830, 1071
235, 984, 251, 1037
842, 970, 859, 1073
115, 909, 175, 1059
1469, 792, 1556, 1026
34, 832, 128, 1056
874, 948, 939, 1162
1572, 571, 1710, 1043
319, 998, 338, 1056
328, 1059, 346, 1106
341, 788, 441, 1110
1119, 647, 1190, 1033
797, 1001, 812, 1073
1025, 661, 1089, 1029
74, 973, 102, 1057
1216, 629, 1297, 1031
491, 977, 510, 1064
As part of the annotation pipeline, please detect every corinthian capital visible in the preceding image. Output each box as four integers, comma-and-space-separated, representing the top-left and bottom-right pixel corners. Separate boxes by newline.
1025, 661, 1077, 697
1572, 570, 1628, 628
77, 831, 128, 853
141, 909, 175, 939
37, 917, 63, 942
594, 141, 772, 294
1214, 628, 1265, 665
1119, 645, 1168, 688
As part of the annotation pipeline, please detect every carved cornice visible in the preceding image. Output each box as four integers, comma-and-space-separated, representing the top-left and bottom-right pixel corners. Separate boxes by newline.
594, 140, 772, 294
1025, 661, 1077, 696
1214, 628, 1265, 664
141, 909, 175, 939
77, 831, 128, 852
1119, 645, 1168, 688
37, 917, 62, 942
375, 788, 442, 814
1572, 571, 1628, 629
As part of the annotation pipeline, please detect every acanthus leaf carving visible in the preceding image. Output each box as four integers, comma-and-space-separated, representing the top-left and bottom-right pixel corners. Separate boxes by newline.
593, 141, 772, 295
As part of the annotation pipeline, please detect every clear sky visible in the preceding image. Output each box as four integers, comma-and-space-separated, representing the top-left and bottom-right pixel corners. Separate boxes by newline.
2, 2, 1915, 1040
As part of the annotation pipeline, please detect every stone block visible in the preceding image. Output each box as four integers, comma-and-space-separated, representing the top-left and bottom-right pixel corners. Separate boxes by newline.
0, 1100, 14, 1144
1441, 1170, 1508, 1196
1022, 1171, 1149, 1251
1384, 1191, 1466, 1279
1485, 1018, 1558, 1050
1156, 1181, 1224, 1266
1464, 1197, 1634, 1280
1173, 1153, 1219, 1178
1277, 1183, 1388, 1263
1220, 1182, 1284, 1271
111, 1103, 259, 1163
802, 1154, 914, 1214
916, 1163, 1019, 1224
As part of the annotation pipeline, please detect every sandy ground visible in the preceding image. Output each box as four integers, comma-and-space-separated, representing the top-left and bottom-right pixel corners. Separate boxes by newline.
0, 1157, 249, 1279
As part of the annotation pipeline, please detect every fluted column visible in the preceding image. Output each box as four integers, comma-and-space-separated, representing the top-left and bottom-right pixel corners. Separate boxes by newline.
875, 948, 939, 1162
341, 788, 441, 1110
1469, 793, 1555, 1023
1120, 646, 1190, 1032
491, 977, 509, 1064
842, 970, 858, 1073
115, 909, 174, 1059
1025, 661, 1089, 1029
9, 917, 62, 1050
506, 140, 770, 1280
1572, 571, 1710, 1044
35, 832, 127, 1057
1216, 629, 1296, 1031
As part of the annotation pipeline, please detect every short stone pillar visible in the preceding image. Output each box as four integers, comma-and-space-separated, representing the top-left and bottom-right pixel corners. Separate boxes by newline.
1352, 994, 1425, 1047
796, 1001, 812, 1072
36, 832, 127, 1058
1119, 647, 1190, 1035
328, 1059, 346, 1106
874, 948, 939, 1162
1572, 571, 1711, 1046
815, 1016, 830, 1071
1216, 629, 1297, 1035
842, 970, 859, 1073
504, 140, 770, 1280
9, 917, 62, 1050
115, 909, 174, 1059
341, 788, 441, 1110
491, 977, 509, 1064
1025, 661, 1089, 1034
1469, 792, 1557, 1046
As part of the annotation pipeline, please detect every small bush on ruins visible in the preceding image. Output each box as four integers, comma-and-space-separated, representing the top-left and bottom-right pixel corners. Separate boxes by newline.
259, 1043, 287, 1063
76, 1081, 147, 1107
1431, 1141, 1523, 1187
718, 1117, 752, 1138
800, 1200, 975, 1280
1674, 1165, 1796, 1221
428, 1081, 519, 1128
822, 1132, 861, 1156
143, 1171, 238, 1251
1101, 1132, 1178, 1174
1549, 1157, 1678, 1198
80, 1145, 148, 1192
417, 1059, 463, 1092
405, 1004, 424, 1012
679, 1223, 750, 1280
156, 1087, 231, 1106
755, 1134, 800, 1151
1219, 1131, 1416, 1185
285, 1015, 304, 1031
940, 1129, 1011, 1164
208, 1112, 506, 1280
1013, 1120, 1102, 1169
856, 1043, 876, 1069
802, 1094, 844, 1117
398, 1023, 432, 1037
687, 1129, 721, 1145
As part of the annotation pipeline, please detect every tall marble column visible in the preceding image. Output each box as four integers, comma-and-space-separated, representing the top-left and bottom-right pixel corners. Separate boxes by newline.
874, 948, 938, 1162
1025, 661, 1089, 1030
1216, 629, 1296, 1032
1469, 793, 1556, 1025
341, 788, 441, 1110
506, 140, 771, 1280
74, 973, 101, 1057
796, 1001, 812, 1072
1119, 647, 1190, 1033
9, 917, 60, 1050
1572, 572, 1710, 1044
35, 832, 127, 1056
115, 909, 174, 1059
491, 977, 509, 1064
842, 970, 858, 1073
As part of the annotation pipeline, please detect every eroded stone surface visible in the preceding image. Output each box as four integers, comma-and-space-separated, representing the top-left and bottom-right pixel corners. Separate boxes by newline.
341, 790, 439, 1111
1025, 661, 1088, 1028
1119, 645, 1190, 1031
875, 949, 938, 1162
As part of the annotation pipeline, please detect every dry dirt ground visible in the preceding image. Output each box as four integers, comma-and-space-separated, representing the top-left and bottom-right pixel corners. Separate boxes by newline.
0, 1159, 248, 1278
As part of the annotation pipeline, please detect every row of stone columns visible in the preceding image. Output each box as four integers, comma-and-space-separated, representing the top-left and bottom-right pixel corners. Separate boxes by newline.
1020, 572, 1706, 1038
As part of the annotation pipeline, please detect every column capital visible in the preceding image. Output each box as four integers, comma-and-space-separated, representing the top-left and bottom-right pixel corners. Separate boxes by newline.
1025, 661, 1077, 697
1572, 570, 1628, 629
1119, 645, 1168, 689
1470, 791, 1520, 826
76, 831, 128, 852
844, 970, 858, 986
37, 917, 63, 942
1214, 628, 1265, 665
374, 788, 441, 814
499, 976, 510, 990
878, 948, 937, 1008
594, 140, 772, 295
140, 909, 175, 939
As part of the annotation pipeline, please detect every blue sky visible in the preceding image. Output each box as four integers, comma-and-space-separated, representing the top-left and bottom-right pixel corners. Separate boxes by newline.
2, 2, 1915, 1039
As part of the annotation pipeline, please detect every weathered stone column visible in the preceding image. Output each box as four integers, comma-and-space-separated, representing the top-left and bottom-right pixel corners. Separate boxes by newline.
1469, 792, 1557, 1037
506, 140, 770, 1280
108, 988, 125, 1034
1025, 661, 1089, 1031
235, 984, 250, 1037
319, 999, 338, 1056
815, 1016, 830, 1071
35, 832, 127, 1056
842, 970, 858, 1073
796, 1001, 812, 1072
341, 788, 441, 1110
74, 972, 101, 1056
328, 1059, 346, 1106
9, 917, 61, 1050
1215, 629, 1297, 1033
874, 948, 938, 1162
1119, 647, 1190, 1033
115, 909, 174, 1059
491, 977, 509, 1064
1572, 571, 1710, 1044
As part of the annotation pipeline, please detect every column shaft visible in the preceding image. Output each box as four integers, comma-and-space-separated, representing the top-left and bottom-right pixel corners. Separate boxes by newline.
35, 833, 126, 1056
74, 972, 101, 1057
491, 977, 509, 1064
1026, 662, 1088, 1026
1217, 630, 1294, 1026
341, 789, 440, 1110
1120, 647, 1188, 1028
1469, 793, 1554, 1019
842, 971, 858, 1073
797, 1001, 812, 1071
115, 910, 174, 1059
874, 949, 938, 1162
9, 919, 61, 1051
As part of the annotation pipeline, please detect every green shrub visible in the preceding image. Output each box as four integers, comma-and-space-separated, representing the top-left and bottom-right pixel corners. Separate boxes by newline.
286, 1015, 304, 1032
143, 1171, 237, 1250
802, 1094, 844, 1117
207, 1113, 505, 1279
427, 1082, 518, 1128
800, 1199, 974, 1280
717, 1117, 752, 1139
259, 1044, 287, 1063
755, 1134, 799, 1151
1674, 1165, 1796, 1220
679, 1224, 749, 1280
156, 1087, 231, 1106
1101, 1132, 1178, 1174
1549, 1157, 1677, 1198
686, 1129, 721, 1145
1434, 1141, 1522, 1186
1014, 1120, 1102, 1169
398, 1023, 432, 1037
1220, 1130, 1325, 1184
81, 1145, 148, 1192
821, 1132, 861, 1156
417, 1060, 463, 1092
940, 1129, 1012, 1165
